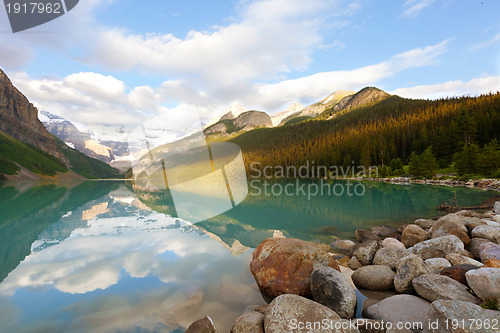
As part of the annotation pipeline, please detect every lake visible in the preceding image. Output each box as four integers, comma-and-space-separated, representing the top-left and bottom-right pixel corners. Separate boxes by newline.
0, 179, 496, 332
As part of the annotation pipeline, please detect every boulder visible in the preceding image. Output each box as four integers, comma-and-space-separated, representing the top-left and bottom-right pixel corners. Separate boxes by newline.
351, 265, 395, 291
467, 237, 490, 259
401, 224, 429, 247
381, 237, 406, 249
461, 217, 487, 233
230, 312, 264, 333
394, 255, 426, 293
250, 238, 340, 297
352, 240, 380, 266
310, 266, 357, 319
372, 247, 410, 270
478, 242, 500, 262
426, 300, 497, 333
366, 295, 430, 332
494, 201, 500, 214
264, 294, 342, 333
412, 274, 480, 303
185, 316, 217, 333
356, 229, 381, 243
445, 253, 484, 267
414, 218, 435, 230
440, 264, 481, 285
471, 225, 500, 244
371, 226, 398, 239
431, 220, 470, 246
330, 239, 357, 256
424, 258, 451, 274
409, 235, 465, 259
465, 267, 500, 302
430, 214, 467, 234
348, 256, 363, 270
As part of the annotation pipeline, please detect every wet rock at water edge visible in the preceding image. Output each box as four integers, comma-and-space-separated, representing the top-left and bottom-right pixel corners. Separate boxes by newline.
330, 239, 357, 256
356, 229, 381, 243
250, 238, 340, 297
185, 316, 217, 333
370, 225, 398, 239
311, 266, 357, 319
412, 274, 480, 303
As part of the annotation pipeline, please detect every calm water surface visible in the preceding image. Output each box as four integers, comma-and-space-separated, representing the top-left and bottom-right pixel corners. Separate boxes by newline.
0, 180, 495, 332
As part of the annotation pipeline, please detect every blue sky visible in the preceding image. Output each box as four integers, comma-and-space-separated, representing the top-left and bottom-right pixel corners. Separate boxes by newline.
0, 0, 499, 132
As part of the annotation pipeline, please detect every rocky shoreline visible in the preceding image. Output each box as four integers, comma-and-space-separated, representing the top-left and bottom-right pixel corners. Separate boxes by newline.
186, 202, 500, 333
370, 177, 500, 192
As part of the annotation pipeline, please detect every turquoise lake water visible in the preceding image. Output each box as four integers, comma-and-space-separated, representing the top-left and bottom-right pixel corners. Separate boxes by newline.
0, 180, 496, 332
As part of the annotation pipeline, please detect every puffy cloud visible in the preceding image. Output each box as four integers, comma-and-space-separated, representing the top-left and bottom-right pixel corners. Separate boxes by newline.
83, 0, 357, 84
391, 76, 500, 99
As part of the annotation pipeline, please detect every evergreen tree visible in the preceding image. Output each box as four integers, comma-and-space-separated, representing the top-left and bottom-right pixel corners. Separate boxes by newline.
454, 144, 480, 175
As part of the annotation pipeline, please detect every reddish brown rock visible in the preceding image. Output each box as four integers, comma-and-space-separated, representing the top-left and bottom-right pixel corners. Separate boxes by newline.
440, 264, 480, 285
250, 238, 340, 297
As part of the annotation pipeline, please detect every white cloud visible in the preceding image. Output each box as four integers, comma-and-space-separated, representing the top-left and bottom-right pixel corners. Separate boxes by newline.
82, 0, 357, 84
243, 39, 450, 110
471, 32, 500, 50
7, 39, 452, 139
401, 0, 436, 17
391, 76, 500, 99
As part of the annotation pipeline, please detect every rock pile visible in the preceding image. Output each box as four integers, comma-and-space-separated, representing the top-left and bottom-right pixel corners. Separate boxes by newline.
186, 205, 500, 333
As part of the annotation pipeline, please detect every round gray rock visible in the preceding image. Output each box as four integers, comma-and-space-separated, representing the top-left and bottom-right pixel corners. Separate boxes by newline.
366, 294, 431, 332
409, 235, 465, 259
352, 265, 395, 291
412, 274, 480, 303
472, 225, 500, 244
311, 266, 357, 319
465, 267, 500, 302
265, 294, 342, 333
